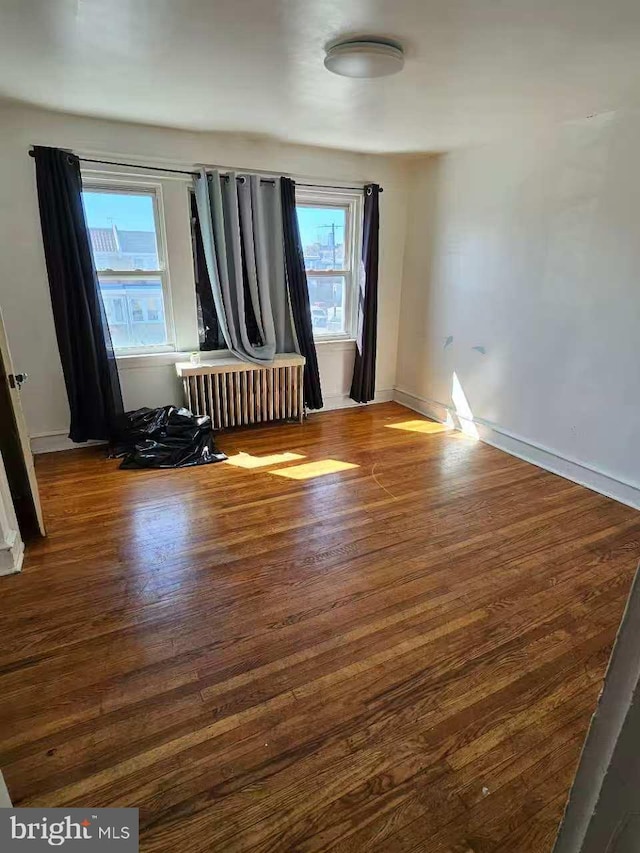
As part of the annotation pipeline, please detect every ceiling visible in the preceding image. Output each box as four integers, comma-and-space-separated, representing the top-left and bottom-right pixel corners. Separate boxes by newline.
2, 0, 640, 154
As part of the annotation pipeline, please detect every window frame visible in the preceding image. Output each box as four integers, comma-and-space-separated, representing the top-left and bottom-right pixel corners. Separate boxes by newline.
295, 187, 363, 342
82, 177, 176, 355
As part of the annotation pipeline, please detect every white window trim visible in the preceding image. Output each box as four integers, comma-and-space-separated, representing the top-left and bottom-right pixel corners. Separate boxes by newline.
295, 187, 363, 342
82, 175, 177, 355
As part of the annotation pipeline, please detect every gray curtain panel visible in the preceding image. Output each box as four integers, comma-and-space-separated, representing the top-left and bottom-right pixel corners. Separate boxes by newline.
194, 169, 296, 364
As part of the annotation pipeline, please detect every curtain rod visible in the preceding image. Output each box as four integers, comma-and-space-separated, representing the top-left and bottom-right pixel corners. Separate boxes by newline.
28, 150, 383, 192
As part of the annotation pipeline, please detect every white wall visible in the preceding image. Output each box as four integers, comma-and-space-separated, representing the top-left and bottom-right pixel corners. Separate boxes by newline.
0, 103, 408, 449
396, 110, 640, 507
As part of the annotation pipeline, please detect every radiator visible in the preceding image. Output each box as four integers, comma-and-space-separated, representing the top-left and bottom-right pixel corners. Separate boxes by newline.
175, 354, 305, 430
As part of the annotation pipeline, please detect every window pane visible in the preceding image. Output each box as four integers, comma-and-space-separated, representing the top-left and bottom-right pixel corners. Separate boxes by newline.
83, 190, 159, 271
306, 275, 347, 335
98, 277, 168, 349
296, 206, 347, 271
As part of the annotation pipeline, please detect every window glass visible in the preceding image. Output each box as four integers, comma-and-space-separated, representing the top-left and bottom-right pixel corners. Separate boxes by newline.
147, 298, 162, 322
97, 277, 167, 349
306, 275, 347, 335
83, 186, 171, 351
297, 206, 347, 271
83, 191, 159, 271
104, 297, 125, 326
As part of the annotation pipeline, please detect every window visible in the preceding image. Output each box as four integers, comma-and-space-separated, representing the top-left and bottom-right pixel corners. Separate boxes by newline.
82, 185, 173, 352
188, 184, 363, 349
296, 190, 362, 339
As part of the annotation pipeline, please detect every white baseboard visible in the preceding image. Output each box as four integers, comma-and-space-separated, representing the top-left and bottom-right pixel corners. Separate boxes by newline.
30, 393, 395, 452
321, 388, 394, 412
393, 387, 640, 511
30, 430, 107, 455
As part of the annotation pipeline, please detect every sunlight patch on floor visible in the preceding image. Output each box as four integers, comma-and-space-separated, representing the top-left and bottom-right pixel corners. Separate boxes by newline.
269, 459, 359, 480
225, 451, 305, 469
452, 372, 480, 439
385, 419, 452, 435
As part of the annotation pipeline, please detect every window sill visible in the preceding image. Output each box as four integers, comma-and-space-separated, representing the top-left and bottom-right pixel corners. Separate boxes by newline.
116, 351, 184, 370
116, 349, 234, 370
116, 341, 355, 370
314, 338, 356, 351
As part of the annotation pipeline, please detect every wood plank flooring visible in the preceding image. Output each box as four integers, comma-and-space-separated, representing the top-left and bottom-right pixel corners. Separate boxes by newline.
1, 402, 638, 852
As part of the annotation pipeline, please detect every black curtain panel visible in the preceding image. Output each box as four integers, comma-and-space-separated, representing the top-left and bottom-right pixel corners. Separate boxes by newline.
280, 177, 323, 410
33, 146, 124, 442
350, 184, 380, 404
189, 192, 226, 351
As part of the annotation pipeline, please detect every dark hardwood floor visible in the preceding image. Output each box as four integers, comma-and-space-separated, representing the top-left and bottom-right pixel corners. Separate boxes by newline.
1, 402, 638, 852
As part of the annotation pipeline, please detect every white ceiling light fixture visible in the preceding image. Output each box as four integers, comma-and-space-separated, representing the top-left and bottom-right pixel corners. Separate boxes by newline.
324, 38, 404, 79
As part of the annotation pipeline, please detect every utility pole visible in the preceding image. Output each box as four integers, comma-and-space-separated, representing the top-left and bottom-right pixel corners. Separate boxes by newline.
316, 223, 341, 268
315, 223, 342, 325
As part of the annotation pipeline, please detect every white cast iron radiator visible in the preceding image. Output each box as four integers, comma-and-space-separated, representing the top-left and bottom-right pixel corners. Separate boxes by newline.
175, 354, 306, 430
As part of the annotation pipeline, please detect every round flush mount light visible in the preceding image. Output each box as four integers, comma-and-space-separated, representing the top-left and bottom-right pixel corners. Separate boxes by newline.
324, 38, 404, 79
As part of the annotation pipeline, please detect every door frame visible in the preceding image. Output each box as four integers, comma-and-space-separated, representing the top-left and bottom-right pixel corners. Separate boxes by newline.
0, 303, 45, 538
0, 448, 24, 575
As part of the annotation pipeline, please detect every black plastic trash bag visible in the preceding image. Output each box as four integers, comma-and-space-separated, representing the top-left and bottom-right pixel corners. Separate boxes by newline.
111, 406, 227, 469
